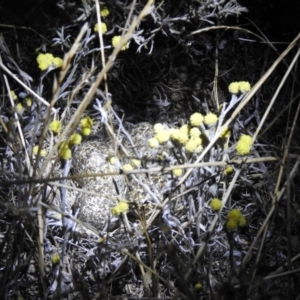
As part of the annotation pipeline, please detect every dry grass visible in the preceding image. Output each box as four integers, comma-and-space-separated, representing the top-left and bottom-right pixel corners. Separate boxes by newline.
0, 0, 300, 299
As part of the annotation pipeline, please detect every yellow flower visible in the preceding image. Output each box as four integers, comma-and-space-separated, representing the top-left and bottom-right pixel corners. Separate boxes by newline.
108, 156, 118, 165
192, 136, 202, 146
52, 57, 63, 68
227, 208, 246, 230
228, 209, 242, 221
178, 132, 189, 145
25, 96, 32, 107
15, 103, 24, 114
100, 7, 110, 17
81, 127, 91, 136
210, 198, 222, 211
37, 53, 54, 70
33, 145, 47, 157
185, 139, 198, 153
32, 145, 39, 155
153, 123, 164, 133
226, 219, 238, 231
94, 22, 107, 34
195, 145, 203, 153
81, 117, 93, 135
59, 141, 69, 150
148, 137, 159, 149
40, 149, 47, 157
194, 283, 203, 290
155, 130, 170, 144
37, 53, 63, 71
80, 116, 93, 128
59, 147, 72, 160
239, 81, 251, 93
220, 127, 230, 138
204, 112, 218, 125
170, 128, 180, 140
228, 82, 240, 94
51, 254, 60, 265
69, 133, 82, 145
130, 159, 141, 168
10, 90, 17, 100
59, 140, 72, 159
98, 237, 105, 244
172, 169, 183, 177
49, 120, 62, 134
229, 81, 251, 94
190, 112, 203, 126
236, 134, 253, 155
111, 201, 129, 215
180, 124, 189, 135
157, 151, 168, 161
112, 36, 129, 50
123, 164, 133, 172
190, 127, 201, 138
112, 35, 121, 47
111, 205, 122, 216
170, 128, 189, 145
239, 215, 247, 227
117, 201, 129, 213
224, 165, 233, 175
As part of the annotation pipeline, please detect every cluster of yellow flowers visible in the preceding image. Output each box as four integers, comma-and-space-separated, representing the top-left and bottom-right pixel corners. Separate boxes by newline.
80, 116, 93, 136
58, 133, 82, 160
122, 164, 133, 172
209, 200, 247, 232
9, 91, 33, 115
108, 155, 141, 175
36, 53, 63, 71
148, 111, 220, 154
222, 82, 254, 155
93, 7, 129, 51
148, 123, 200, 153
111, 201, 129, 216
226, 209, 246, 231
148, 113, 253, 168
48, 117, 92, 160
228, 81, 251, 94
58, 140, 72, 160
190, 111, 219, 127
32, 145, 47, 157
121, 158, 141, 173
146, 112, 222, 177
94, 7, 109, 33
